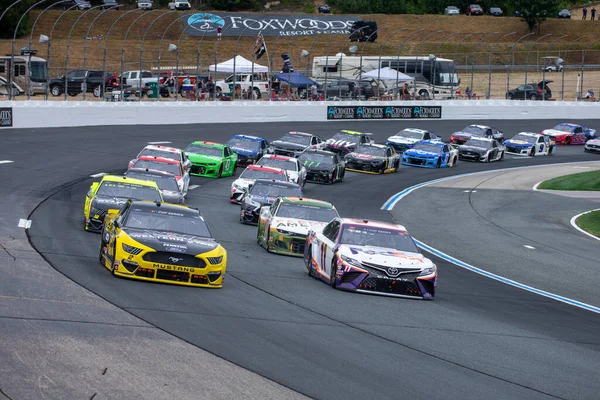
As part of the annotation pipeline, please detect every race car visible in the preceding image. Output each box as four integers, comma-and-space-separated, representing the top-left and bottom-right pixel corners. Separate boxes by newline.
256, 154, 307, 186
125, 168, 185, 204
385, 128, 441, 153
584, 138, 600, 153
128, 144, 191, 172
450, 124, 504, 145
304, 218, 437, 299
225, 134, 269, 167
541, 123, 597, 145
184, 141, 238, 178
84, 175, 162, 232
458, 137, 505, 162
99, 200, 227, 288
402, 140, 459, 168
298, 149, 345, 184
130, 156, 190, 196
230, 164, 288, 204
239, 179, 303, 225
324, 130, 374, 155
504, 132, 555, 156
257, 197, 339, 257
344, 143, 400, 174
268, 131, 326, 157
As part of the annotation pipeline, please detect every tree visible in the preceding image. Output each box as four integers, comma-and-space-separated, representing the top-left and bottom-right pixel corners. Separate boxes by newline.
0, 0, 33, 39
510, 0, 561, 32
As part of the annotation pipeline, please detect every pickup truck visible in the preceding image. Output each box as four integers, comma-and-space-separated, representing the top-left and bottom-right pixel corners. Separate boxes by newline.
466, 4, 484, 15
48, 70, 125, 97
168, 0, 191, 10
136, 0, 152, 9
120, 70, 155, 90
215, 73, 270, 98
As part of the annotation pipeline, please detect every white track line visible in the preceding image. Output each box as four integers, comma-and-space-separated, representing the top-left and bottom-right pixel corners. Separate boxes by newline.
90, 172, 106, 178
570, 209, 600, 242
148, 141, 172, 145
0, 160, 14, 164
18, 219, 32, 229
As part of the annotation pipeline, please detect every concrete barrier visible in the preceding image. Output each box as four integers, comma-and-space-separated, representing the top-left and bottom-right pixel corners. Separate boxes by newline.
0, 100, 599, 129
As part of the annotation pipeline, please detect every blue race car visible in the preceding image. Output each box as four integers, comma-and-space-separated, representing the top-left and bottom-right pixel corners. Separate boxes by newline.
401, 140, 459, 168
226, 134, 269, 167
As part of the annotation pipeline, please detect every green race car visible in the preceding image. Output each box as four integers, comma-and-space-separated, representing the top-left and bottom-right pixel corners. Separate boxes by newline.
257, 196, 339, 257
184, 141, 238, 178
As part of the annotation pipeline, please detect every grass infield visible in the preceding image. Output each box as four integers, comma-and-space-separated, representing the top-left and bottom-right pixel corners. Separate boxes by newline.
576, 210, 600, 238
538, 170, 600, 191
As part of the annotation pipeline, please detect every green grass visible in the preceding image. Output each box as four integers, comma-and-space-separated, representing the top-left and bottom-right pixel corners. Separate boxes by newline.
576, 210, 600, 238
538, 170, 600, 191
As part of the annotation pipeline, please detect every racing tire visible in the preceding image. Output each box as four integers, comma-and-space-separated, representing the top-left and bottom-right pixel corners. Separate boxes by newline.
50, 85, 61, 97
217, 164, 223, 178
436, 158, 441, 168
93, 85, 102, 98
530, 147, 536, 157
500, 151, 505, 161
330, 170, 336, 185
451, 156, 457, 167
549, 147, 554, 155
486, 153, 491, 163
99, 244, 105, 264
565, 137, 571, 145
329, 259, 337, 288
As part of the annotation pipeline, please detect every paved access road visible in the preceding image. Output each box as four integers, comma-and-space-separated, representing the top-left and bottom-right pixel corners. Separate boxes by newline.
2, 119, 600, 399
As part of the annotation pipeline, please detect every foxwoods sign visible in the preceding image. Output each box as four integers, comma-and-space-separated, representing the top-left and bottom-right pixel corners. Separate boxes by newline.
327, 106, 443, 120
0, 107, 12, 127
184, 13, 360, 37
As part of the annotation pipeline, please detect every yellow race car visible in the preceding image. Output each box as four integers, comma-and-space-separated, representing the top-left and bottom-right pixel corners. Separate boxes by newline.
84, 175, 163, 232
99, 200, 227, 288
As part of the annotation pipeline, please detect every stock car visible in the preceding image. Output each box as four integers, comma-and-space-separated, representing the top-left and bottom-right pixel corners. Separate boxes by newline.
298, 149, 345, 184
458, 137, 505, 162
268, 131, 326, 157
450, 124, 504, 145
303, 218, 437, 299
256, 154, 307, 186
585, 138, 600, 153
125, 168, 185, 204
504, 132, 555, 156
324, 130, 374, 155
402, 140, 459, 168
385, 128, 441, 153
128, 144, 191, 172
99, 200, 227, 288
239, 179, 303, 225
184, 141, 238, 178
541, 123, 597, 145
257, 197, 339, 257
225, 134, 269, 167
130, 156, 190, 196
230, 165, 288, 204
344, 143, 400, 174
83, 175, 162, 232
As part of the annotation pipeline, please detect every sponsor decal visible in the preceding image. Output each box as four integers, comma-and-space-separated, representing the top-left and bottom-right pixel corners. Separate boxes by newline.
348, 246, 423, 261
184, 13, 359, 37
0, 108, 12, 127
327, 106, 442, 120
152, 263, 195, 273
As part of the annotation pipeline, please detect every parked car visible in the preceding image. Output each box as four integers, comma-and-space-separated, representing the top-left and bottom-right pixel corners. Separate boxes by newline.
215, 73, 270, 98
558, 9, 571, 18
318, 4, 330, 13
466, 4, 484, 15
101, 0, 120, 9
320, 79, 377, 100
63, 0, 90, 10
0, 76, 24, 97
136, 0, 152, 9
506, 80, 552, 101
514, 10, 521, 17
444, 6, 460, 15
48, 70, 124, 98
542, 56, 564, 72
489, 7, 503, 16
120, 70, 155, 90
168, 0, 191, 10
349, 21, 378, 42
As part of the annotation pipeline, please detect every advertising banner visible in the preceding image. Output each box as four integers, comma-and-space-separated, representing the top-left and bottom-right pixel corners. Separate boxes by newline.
326, 106, 442, 120
184, 13, 360, 37
0, 107, 13, 127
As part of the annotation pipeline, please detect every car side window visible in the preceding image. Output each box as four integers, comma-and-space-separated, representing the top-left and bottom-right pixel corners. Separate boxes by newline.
537, 136, 544, 143
261, 141, 267, 149
492, 141, 498, 148
575, 127, 583, 133
486, 129, 492, 137
386, 148, 392, 157
224, 147, 231, 157
424, 132, 430, 140
142, 71, 153, 78
443, 145, 450, 152
322, 221, 336, 239
311, 137, 318, 145
325, 221, 340, 242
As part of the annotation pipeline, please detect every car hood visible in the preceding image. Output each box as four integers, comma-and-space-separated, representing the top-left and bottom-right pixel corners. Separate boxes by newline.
270, 141, 306, 151
304, 162, 334, 172
326, 138, 358, 149
246, 194, 277, 207
125, 228, 218, 254
542, 129, 569, 137
160, 190, 182, 203
232, 178, 254, 188
338, 245, 433, 270
459, 145, 487, 153
387, 136, 421, 145
346, 153, 385, 162
92, 196, 129, 211
230, 146, 258, 156
186, 153, 223, 162
272, 217, 327, 235
504, 140, 533, 147
404, 149, 440, 157
452, 131, 473, 138
587, 139, 600, 145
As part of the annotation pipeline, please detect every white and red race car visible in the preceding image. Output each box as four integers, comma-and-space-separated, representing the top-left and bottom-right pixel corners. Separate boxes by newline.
128, 144, 191, 171
542, 123, 596, 145
255, 154, 307, 187
230, 164, 288, 204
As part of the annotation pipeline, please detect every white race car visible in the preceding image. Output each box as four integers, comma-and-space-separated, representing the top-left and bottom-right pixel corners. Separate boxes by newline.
584, 138, 600, 153
256, 154, 307, 187
230, 164, 288, 204
386, 128, 442, 153
504, 132, 555, 156
128, 144, 191, 171
304, 218, 437, 299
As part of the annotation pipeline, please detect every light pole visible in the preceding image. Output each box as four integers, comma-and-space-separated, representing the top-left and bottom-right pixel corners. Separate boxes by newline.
231, 26, 252, 101
506, 32, 535, 96
393, 29, 424, 98
322, 33, 339, 100
562, 36, 586, 100
338, 27, 368, 91
487, 32, 516, 100
414, 30, 444, 99
358, 26, 388, 97
523, 34, 551, 99
469, 32, 499, 99
541, 35, 568, 102
376, 28, 407, 98
580, 38, 600, 100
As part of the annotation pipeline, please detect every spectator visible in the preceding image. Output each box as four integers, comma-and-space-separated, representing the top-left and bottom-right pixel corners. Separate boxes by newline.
310, 82, 318, 101
400, 82, 411, 100
166, 76, 175, 95
592, 8, 597, 20
583, 7, 588, 20
217, 26, 222, 41
585, 89, 596, 101
206, 77, 215, 99
465, 86, 472, 100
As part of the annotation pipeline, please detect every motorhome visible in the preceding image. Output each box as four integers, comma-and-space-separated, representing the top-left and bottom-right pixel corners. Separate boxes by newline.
0, 55, 48, 96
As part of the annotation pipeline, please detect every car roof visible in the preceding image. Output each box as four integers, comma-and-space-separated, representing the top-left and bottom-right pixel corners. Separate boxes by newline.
468, 124, 491, 129
339, 130, 366, 135
302, 149, 336, 156
357, 143, 387, 149
280, 197, 335, 208
231, 134, 263, 141
340, 218, 408, 231
262, 154, 295, 161
136, 156, 180, 165
418, 140, 444, 146
558, 123, 580, 127
246, 165, 286, 174
126, 168, 176, 178
466, 137, 493, 142
287, 131, 312, 136
143, 145, 182, 153
129, 200, 199, 216
397, 128, 428, 134
190, 140, 225, 148
100, 174, 159, 188
253, 179, 299, 187
513, 132, 541, 137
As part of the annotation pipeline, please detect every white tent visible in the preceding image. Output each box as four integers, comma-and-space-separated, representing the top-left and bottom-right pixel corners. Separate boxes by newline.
209, 55, 268, 73
361, 67, 413, 81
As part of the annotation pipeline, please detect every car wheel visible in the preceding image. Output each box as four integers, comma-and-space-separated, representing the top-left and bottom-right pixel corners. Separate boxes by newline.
216, 87, 222, 94
98, 243, 105, 264
486, 153, 491, 163
419, 89, 430, 100
508, 93, 514, 100
565, 137, 571, 145
500, 151, 504, 161
530, 147, 536, 157
329, 259, 337, 288
549, 147, 554, 155
93, 85, 102, 98
217, 164, 223, 178
330, 170, 336, 184
530, 94, 537, 101
436, 158, 441, 168
50, 85, 61, 97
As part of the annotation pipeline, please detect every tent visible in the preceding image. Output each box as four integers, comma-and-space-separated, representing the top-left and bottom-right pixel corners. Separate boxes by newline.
274, 72, 319, 89
360, 67, 413, 82
209, 55, 268, 73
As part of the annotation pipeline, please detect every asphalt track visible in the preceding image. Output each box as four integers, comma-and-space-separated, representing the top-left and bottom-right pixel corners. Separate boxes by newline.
3, 119, 600, 399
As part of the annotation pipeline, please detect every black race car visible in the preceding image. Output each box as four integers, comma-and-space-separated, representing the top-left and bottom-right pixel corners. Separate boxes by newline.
124, 168, 185, 204
324, 130, 373, 155
298, 149, 345, 184
458, 137, 506, 162
450, 124, 504, 145
267, 131, 325, 158
239, 179, 303, 225
344, 143, 400, 174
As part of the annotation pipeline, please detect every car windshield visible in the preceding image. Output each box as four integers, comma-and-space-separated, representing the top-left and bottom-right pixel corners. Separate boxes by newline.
510, 134, 537, 143
395, 130, 423, 139
126, 172, 179, 192
124, 208, 211, 237
461, 126, 488, 135
354, 145, 386, 156
464, 138, 491, 149
330, 131, 360, 142
96, 181, 162, 202
185, 144, 223, 157
298, 153, 334, 167
139, 148, 179, 161
339, 225, 419, 253
132, 160, 181, 176
551, 124, 575, 133
278, 133, 311, 146
412, 142, 443, 152
227, 137, 261, 151
257, 157, 297, 171
250, 182, 302, 197
240, 168, 286, 181
276, 203, 338, 223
